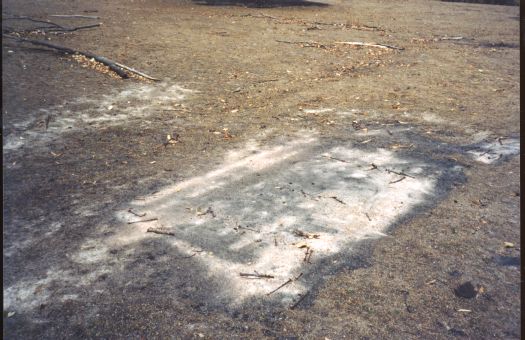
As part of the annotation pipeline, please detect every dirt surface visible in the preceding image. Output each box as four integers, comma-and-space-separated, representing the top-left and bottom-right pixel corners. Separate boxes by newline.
2, 0, 520, 338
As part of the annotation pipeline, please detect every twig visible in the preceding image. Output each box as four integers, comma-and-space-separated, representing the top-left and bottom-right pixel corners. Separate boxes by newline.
290, 291, 309, 309
49, 14, 101, 19
368, 163, 378, 171
439, 36, 464, 41
365, 213, 372, 221
235, 225, 259, 232
389, 176, 406, 184
146, 227, 175, 236
128, 218, 158, 224
128, 208, 146, 217
304, 248, 313, 263
322, 155, 351, 163
114, 62, 160, 81
239, 272, 274, 279
329, 196, 346, 205
334, 41, 404, 50
385, 168, 415, 178
240, 13, 278, 20
267, 279, 292, 296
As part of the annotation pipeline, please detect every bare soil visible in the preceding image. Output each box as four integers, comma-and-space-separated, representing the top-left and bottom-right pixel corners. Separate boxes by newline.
2, 0, 520, 338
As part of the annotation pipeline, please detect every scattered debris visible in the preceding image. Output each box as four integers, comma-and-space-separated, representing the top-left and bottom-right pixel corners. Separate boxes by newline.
352, 120, 367, 130
454, 281, 479, 299
146, 227, 175, 236
196, 207, 215, 218
239, 272, 275, 279
293, 229, 320, 239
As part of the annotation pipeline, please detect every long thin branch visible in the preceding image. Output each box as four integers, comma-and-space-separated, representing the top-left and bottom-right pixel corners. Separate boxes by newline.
3, 34, 159, 81
49, 14, 101, 19
334, 41, 404, 50
3, 16, 65, 29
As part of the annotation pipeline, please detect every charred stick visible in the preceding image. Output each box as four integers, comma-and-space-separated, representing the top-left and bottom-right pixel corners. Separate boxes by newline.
239, 272, 275, 279
128, 208, 146, 217
146, 227, 175, 236
290, 291, 309, 309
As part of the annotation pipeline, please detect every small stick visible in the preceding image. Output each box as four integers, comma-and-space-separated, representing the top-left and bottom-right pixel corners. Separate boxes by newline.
389, 176, 406, 184
439, 36, 464, 41
385, 168, 415, 178
235, 225, 259, 232
45, 23, 101, 32
128, 208, 146, 217
323, 155, 351, 163
239, 272, 274, 279
329, 196, 346, 205
274, 236, 278, 246
290, 291, 309, 309
365, 213, 372, 221
368, 163, 379, 171
267, 278, 293, 296
146, 227, 175, 236
128, 217, 158, 224
49, 14, 101, 19
334, 41, 404, 50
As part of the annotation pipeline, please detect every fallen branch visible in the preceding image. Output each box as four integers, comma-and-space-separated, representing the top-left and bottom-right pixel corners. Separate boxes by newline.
128, 217, 158, 224
239, 272, 274, 279
45, 23, 102, 33
146, 227, 175, 236
439, 36, 464, 41
3, 16, 65, 29
3, 34, 159, 81
334, 41, 404, 50
49, 14, 101, 19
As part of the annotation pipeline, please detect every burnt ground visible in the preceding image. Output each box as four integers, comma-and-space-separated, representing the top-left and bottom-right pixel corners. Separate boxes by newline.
2, 0, 521, 338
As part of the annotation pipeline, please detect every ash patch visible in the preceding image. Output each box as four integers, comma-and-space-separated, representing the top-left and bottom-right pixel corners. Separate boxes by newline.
3, 81, 193, 152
